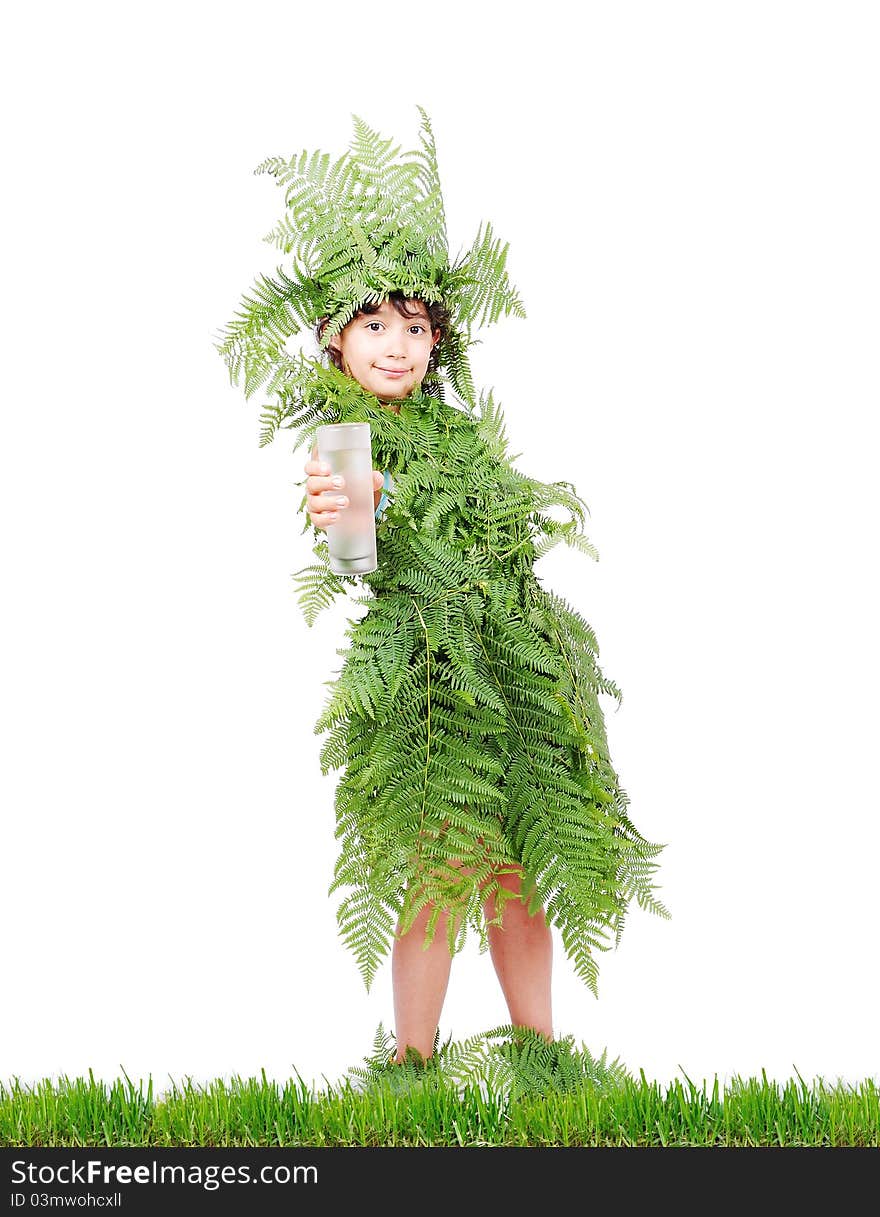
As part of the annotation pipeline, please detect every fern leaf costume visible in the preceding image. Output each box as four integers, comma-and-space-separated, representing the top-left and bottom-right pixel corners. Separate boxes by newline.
214, 107, 669, 997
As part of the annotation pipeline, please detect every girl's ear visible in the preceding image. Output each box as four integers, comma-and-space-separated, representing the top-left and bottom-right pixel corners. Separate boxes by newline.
318, 316, 335, 350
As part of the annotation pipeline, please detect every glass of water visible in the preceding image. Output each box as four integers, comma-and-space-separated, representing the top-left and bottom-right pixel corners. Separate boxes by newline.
316, 422, 377, 575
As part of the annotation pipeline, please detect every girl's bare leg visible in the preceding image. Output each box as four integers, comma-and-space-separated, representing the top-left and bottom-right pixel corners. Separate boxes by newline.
391, 864, 553, 1062
391, 899, 459, 1063
483, 867, 554, 1040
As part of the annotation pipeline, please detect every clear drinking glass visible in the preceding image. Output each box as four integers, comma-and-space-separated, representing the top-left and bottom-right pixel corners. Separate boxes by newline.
317, 422, 378, 575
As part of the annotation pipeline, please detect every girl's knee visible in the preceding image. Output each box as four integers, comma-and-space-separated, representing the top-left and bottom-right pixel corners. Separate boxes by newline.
397, 875, 467, 938
482, 865, 546, 925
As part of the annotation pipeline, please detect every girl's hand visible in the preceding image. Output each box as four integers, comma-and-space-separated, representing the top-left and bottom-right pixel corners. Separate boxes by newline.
304, 447, 385, 529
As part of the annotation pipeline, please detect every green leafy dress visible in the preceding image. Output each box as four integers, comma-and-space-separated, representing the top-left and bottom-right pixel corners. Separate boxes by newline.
214, 107, 669, 995
285, 361, 669, 996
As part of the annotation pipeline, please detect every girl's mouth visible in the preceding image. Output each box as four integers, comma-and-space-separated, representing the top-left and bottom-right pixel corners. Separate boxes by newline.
376, 367, 408, 378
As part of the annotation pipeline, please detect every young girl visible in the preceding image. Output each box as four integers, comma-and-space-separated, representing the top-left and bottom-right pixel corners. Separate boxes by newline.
305, 294, 553, 1064
216, 108, 668, 1072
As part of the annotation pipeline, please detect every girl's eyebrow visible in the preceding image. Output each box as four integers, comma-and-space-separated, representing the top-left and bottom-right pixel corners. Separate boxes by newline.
365, 315, 429, 325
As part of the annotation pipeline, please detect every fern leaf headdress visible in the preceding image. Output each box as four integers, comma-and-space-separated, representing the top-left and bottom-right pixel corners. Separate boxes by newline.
215, 105, 525, 407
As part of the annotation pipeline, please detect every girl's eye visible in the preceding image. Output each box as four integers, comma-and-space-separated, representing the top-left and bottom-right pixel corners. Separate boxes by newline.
364, 320, 426, 334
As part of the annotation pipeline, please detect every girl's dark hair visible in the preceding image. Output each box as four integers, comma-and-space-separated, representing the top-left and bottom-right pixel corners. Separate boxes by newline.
316, 291, 451, 375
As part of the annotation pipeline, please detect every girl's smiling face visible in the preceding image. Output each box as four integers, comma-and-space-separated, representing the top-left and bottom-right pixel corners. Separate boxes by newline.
328, 298, 440, 405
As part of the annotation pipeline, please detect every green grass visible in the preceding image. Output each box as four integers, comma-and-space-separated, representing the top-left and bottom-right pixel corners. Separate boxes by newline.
2, 1027, 878, 1148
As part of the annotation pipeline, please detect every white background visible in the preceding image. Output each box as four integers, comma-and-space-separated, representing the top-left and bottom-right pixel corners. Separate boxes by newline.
2, 0, 878, 1097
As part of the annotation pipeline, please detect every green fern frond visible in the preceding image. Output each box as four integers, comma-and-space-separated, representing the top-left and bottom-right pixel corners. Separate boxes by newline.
356, 1023, 635, 1100
409, 105, 448, 254
290, 544, 356, 627
451, 219, 527, 334
342, 1023, 449, 1093
257, 400, 287, 448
